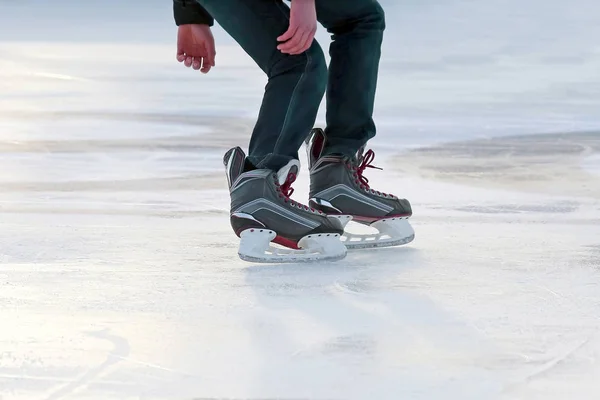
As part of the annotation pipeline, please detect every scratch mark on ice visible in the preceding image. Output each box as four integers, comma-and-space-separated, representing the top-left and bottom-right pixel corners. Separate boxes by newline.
41, 329, 130, 400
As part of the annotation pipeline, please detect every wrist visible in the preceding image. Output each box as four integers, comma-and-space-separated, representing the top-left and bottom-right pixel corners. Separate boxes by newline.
173, 1, 214, 26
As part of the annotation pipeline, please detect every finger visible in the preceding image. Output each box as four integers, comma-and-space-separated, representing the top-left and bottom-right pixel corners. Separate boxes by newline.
285, 31, 309, 55
278, 30, 303, 53
201, 58, 212, 74
177, 37, 185, 60
205, 41, 216, 67
184, 56, 193, 67
287, 30, 312, 55
297, 29, 317, 54
192, 57, 201, 70
277, 24, 298, 44
177, 54, 185, 63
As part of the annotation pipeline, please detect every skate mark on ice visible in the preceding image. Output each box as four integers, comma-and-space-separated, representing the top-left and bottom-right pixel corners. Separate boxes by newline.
42, 329, 130, 400
328, 246, 421, 296
0, 174, 226, 193
392, 131, 600, 199
502, 336, 593, 393
329, 248, 498, 368
0, 373, 136, 386
191, 397, 334, 400
243, 261, 400, 360
325, 277, 505, 397
0, 110, 256, 151
243, 247, 481, 368
582, 245, 600, 269
30, 72, 89, 82
0, 110, 241, 127
453, 201, 580, 215
110, 355, 197, 377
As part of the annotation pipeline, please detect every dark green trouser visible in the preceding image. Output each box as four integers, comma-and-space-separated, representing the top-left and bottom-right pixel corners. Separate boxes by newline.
197, 0, 385, 170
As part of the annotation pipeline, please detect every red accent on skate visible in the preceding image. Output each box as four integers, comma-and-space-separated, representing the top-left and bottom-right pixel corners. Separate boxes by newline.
280, 172, 296, 198
273, 235, 300, 250
312, 130, 326, 160
277, 172, 319, 214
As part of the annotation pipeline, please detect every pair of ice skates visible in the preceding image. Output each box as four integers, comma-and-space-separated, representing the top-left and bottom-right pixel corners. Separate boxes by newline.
224, 128, 414, 263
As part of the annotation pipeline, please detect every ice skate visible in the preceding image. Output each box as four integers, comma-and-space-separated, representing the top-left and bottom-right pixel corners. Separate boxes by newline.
224, 147, 347, 263
306, 128, 415, 249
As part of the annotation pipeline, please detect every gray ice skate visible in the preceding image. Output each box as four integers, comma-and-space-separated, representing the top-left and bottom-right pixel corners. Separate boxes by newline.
306, 128, 415, 249
224, 146, 347, 263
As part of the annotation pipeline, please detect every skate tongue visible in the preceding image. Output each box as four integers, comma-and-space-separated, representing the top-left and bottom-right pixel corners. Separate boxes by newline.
355, 145, 366, 164
276, 159, 301, 186
223, 147, 247, 189
306, 128, 327, 168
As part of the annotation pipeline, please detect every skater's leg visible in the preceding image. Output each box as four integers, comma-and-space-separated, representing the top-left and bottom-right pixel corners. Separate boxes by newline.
307, 2, 413, 249
315, 0, 386, 157
198, 0, 327, 171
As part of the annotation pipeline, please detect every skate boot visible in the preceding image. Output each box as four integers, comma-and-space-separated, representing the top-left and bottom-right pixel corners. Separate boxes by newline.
223, 146, 347, 263
306, 128, 414, 249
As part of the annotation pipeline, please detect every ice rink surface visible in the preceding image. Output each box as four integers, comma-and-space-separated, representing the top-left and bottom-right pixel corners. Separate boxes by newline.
1, 1, 600, 399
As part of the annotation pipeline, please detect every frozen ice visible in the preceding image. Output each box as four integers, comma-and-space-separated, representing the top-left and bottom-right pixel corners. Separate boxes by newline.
1, 1, 600, 399
583, 155, 600, 177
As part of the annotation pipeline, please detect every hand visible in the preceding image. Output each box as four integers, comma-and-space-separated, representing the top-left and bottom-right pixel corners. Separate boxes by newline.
277, 0, 317, 55
177, 24, 216, 73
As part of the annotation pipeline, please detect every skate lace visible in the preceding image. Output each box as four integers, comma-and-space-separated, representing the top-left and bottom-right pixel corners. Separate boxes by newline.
280, 173, 296, 198
275, 172, 324, 215
350, 149, 393, 198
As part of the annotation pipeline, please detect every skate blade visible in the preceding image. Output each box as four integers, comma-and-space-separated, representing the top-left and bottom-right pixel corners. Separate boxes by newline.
237, 229, 347, 264
330, 215, 415, 250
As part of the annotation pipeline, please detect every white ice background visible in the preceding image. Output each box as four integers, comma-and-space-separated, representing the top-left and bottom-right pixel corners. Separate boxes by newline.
1, 1, 600, 399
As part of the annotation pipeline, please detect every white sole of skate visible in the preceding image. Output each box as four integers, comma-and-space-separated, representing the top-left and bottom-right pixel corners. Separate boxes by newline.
331, 215, 415, 250
237, 228, 347, 263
